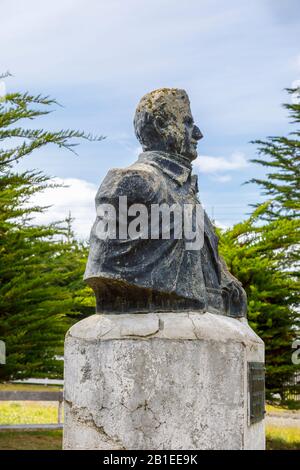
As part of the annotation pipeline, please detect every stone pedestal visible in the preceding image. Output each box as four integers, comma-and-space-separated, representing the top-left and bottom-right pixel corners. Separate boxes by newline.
63, 312, 265, 450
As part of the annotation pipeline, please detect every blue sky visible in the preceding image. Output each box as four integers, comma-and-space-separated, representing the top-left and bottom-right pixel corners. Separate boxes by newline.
1, 0, 299, 237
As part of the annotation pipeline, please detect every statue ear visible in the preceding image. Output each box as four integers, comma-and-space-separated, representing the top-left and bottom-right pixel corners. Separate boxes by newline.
134, 111, 162, 149
154, 115, 166, 131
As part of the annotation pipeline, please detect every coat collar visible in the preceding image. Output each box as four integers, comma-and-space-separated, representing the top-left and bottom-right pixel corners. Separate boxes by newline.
137, 151, 195, 187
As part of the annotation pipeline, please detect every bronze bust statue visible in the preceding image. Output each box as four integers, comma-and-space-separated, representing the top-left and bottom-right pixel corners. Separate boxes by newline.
84, 88, 247, 317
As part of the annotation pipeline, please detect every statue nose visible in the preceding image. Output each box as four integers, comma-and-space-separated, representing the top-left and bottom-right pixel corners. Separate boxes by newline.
192, 125, 203, 141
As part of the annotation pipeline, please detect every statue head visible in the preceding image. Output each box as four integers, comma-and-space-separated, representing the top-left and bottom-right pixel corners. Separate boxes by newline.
134, 88, 203, 161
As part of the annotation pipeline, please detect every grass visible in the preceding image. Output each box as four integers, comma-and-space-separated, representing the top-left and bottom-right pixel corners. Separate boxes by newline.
0, 384, 299, 450
266, 425, 300, 450
266, 403, 300, 414
0, 382, 63, 449
266, 403, 300, 449
0, 426, 299, 450
0, 401, 62, 425
0, 430, 62, 450
0, 383, 62, 392
0, 382, 63, 425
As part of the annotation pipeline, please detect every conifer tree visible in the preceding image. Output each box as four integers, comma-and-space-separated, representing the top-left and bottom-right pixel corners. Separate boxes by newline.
249, 88, 300, 220
0, 76, 101, 380
219, 88, 300, 400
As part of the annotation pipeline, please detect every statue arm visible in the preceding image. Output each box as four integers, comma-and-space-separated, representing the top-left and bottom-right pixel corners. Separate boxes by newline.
203, 211, 247, 317
220, 257, 247, 317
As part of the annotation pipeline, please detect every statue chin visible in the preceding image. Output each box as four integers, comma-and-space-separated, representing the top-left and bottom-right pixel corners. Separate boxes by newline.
181, 146, 198, 161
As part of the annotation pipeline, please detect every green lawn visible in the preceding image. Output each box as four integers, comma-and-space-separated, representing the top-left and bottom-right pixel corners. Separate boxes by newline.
0, 383, 63, 449
0, 382, 63, 425
0, 427, 299, 450
266, 425, 300, 450
0, 383, 62, 392
0, 401, 62, 425
266, 403, 300, 414
0, 430, 62, 450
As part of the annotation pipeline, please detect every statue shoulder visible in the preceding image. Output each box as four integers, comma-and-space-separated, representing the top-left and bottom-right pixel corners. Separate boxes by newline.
96, 164, 163, 204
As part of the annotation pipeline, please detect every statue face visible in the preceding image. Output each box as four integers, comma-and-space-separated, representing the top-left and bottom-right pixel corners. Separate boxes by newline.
179, 108, 203, 160
134, 88, 203, 161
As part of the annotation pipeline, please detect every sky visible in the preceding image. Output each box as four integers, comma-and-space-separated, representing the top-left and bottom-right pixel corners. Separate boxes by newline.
1, 0, 299, 238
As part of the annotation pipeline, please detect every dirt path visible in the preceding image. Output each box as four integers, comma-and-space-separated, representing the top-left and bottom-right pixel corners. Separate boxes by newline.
266, 412, 300, 428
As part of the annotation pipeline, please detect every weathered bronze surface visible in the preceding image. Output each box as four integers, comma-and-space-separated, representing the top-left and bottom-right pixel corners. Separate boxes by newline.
85, 88, 247, 317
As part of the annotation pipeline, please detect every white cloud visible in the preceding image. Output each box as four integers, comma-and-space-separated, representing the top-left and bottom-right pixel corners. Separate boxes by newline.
0, 0, 246, 88
194, 152, 249, 173
214, 220, 230, 230
292, 79, 300, 88
0, 0, 294, 145
134, 146, 143, 157
212, 174, 232, 183
30, 178, 97, 240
